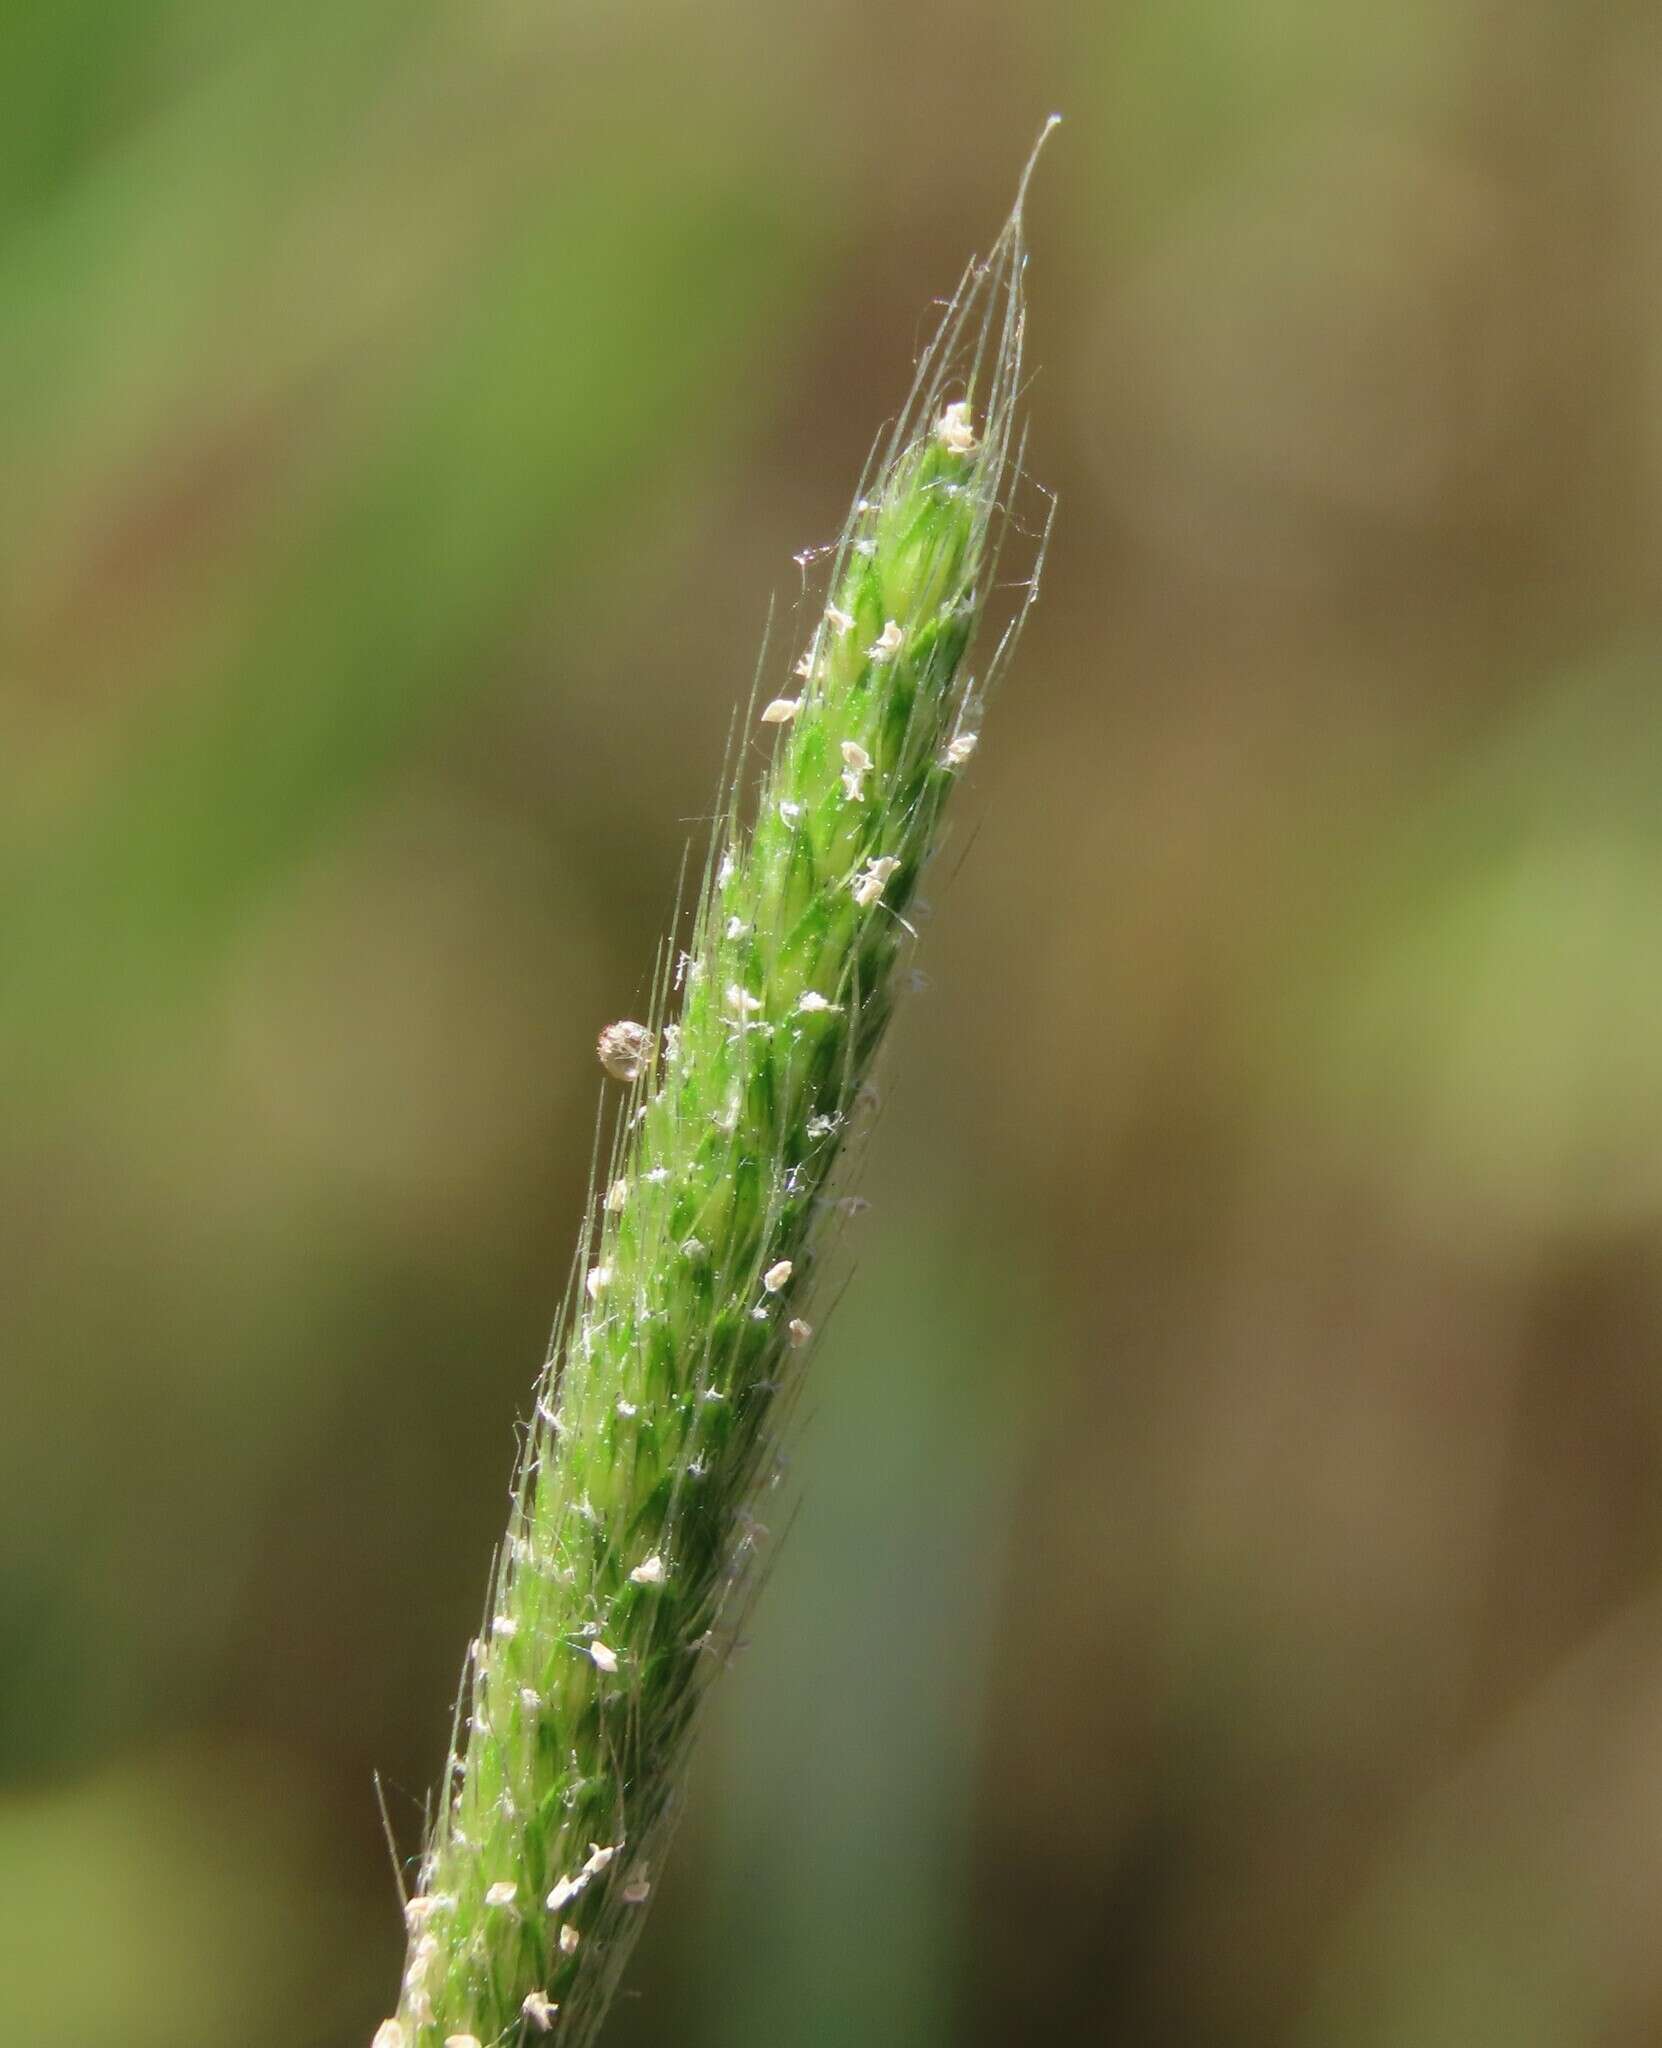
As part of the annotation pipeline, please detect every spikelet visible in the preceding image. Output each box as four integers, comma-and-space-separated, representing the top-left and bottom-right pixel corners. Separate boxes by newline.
380, 123, 1056, 2048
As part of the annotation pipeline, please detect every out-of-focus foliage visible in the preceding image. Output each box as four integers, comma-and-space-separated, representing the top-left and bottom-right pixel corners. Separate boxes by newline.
4, 4, 1662, 2046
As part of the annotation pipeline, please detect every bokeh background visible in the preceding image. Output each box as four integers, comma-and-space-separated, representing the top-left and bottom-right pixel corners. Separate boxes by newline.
6, 4, 1662, 2044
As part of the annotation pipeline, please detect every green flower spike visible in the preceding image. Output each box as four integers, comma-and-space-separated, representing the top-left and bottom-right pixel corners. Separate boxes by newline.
379, 124, 1056, 2048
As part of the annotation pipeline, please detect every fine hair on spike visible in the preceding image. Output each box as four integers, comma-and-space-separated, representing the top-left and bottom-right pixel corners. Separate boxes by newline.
383, 120, 1058, 2048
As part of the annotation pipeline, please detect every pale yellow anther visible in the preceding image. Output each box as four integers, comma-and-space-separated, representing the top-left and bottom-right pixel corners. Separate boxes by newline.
589, 1640, 620, 1674
484, 1881, 517, 1907
522, 1990, 559, 2032
760, 697, 800, 724
840, 738, 873, 801
826, 604, 856, 633
867, 619, 904, 663
405, 1934, 439, 1981
558, 1924, 581, 1954
763, 1259, 793, 1293
787, 1317, 813, 1347
586, 1265, 611, 1301
630, 1553, 668, 1586
851, 855, 900, 909
943, 731, 979, 768
935, 398, 977, 455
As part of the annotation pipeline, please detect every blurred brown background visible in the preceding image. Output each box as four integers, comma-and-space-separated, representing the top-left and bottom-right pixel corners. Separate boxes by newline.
5, 4, 1662, 2044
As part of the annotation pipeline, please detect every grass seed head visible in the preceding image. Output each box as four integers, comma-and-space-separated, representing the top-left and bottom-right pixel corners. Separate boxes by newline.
389, 124, 1056, 2048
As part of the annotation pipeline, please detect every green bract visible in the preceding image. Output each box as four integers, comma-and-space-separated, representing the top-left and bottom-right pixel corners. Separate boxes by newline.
382, 137, 1052, 2048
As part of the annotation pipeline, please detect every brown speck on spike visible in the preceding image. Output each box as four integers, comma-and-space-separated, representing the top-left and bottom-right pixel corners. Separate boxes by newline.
597, 1019, 654, 1082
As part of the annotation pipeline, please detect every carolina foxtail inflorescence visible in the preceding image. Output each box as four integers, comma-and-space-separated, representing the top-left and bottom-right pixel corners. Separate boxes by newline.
378, 126, 1056, 2048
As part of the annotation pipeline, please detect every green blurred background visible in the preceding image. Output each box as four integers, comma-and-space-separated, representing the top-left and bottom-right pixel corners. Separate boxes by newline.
6, 4, 1662, 2043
